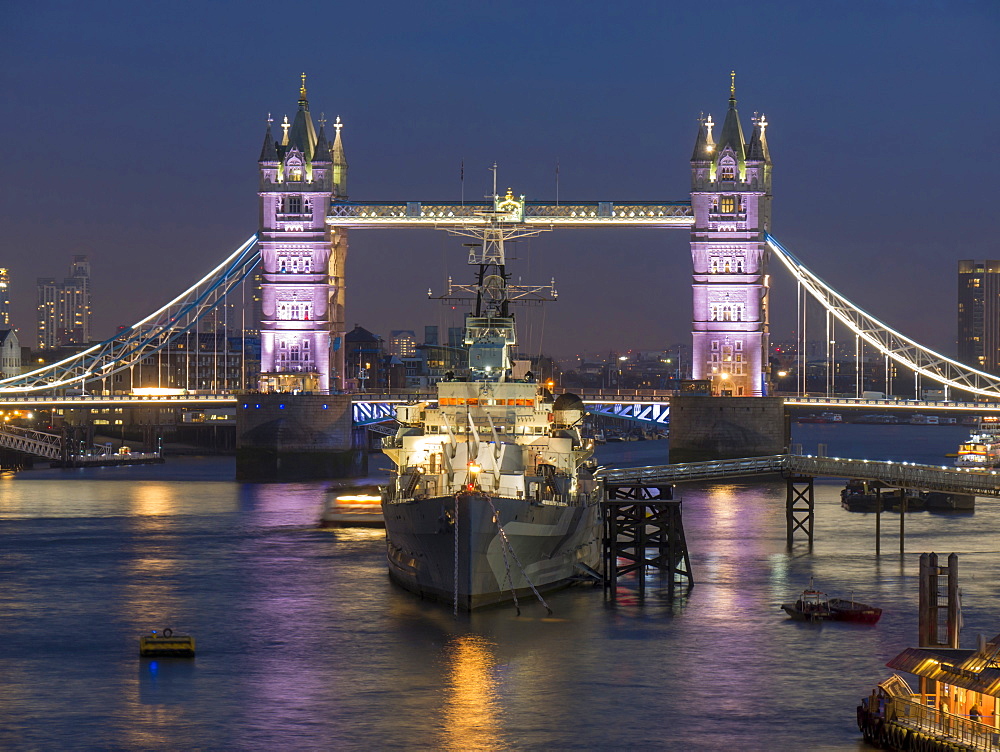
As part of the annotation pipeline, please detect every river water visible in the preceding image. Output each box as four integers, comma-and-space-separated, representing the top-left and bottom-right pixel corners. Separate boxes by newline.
2, 424, 998, 751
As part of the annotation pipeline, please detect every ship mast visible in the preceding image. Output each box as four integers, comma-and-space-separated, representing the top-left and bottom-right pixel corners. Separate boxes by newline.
432, 188, 557, 381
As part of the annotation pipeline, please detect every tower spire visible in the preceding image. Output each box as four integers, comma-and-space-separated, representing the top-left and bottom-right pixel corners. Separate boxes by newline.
259, 113, 278, 162
332, 116, 348, 198
729, 70, 736, 106
298, 72, 308, 109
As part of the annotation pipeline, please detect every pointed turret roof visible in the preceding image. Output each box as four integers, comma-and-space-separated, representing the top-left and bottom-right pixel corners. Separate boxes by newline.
312, 120, 332, 163
746, 113, 771, 163
332, 116, 347, 169
259, 117, 278, 162
691, 113, 715, 161
286, 73, 317, 163
716, 71, 746, 162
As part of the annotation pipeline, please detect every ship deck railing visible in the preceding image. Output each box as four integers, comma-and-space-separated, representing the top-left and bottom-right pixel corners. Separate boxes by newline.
890, 696, 1000, 750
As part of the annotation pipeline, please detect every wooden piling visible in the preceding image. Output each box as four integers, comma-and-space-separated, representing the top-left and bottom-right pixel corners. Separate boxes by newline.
899, 490, 906, 554
875, 486, 882, 555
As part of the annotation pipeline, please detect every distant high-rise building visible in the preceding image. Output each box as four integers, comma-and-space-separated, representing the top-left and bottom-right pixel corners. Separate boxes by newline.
37, 255, 92, 349
424, 325, 439, 346
957, 260, 1000, 373
0, 268, 10, 326
389, 330, 417, 358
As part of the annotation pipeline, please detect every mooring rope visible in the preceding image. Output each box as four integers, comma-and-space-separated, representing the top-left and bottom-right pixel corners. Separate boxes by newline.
490, 504, 522, 615
485, 496, 552, 615
453, 493, 460, 617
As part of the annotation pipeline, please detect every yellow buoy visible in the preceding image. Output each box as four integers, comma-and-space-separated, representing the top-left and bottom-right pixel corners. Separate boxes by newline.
139, 628, 195, 657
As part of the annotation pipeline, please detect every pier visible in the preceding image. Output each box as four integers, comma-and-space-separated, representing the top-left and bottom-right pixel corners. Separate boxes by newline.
602, 454, 1000, 551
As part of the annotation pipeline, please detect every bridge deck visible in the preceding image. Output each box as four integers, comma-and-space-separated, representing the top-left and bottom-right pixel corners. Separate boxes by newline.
325, 200, 694, 228
601, 455, 1000, 497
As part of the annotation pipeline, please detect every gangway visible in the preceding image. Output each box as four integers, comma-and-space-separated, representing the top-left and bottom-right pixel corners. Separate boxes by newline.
601, 454, 1000, 551
0, 425, 63, 461
601, 454, 1000, 497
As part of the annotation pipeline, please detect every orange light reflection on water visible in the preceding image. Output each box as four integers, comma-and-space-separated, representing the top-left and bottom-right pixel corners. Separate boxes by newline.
440, 635, 502, 751
129, 484, 176, 517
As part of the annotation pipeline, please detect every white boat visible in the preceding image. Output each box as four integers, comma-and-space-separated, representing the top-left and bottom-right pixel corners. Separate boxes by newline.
955, 417, 1000, 468
380, 190, 603, 611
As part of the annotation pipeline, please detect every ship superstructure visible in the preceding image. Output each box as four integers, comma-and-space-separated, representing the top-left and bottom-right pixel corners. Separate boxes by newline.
380, 189, 603, 611
955, 416, 1000, 468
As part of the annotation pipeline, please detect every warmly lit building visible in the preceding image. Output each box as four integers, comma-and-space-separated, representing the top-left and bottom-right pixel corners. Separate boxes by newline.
389, 330, 417, 358
690, 76, 772, 396
37, 255, 92, 349
957, 260, 1000, 374
0, 268, 10, 326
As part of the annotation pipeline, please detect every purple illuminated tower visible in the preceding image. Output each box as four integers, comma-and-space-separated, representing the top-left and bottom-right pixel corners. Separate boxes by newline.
690, 73, 772, 396
257, 75, 349, 393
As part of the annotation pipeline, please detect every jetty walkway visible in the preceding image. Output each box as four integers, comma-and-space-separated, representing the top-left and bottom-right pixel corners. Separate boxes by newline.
601, 455, 1000, 497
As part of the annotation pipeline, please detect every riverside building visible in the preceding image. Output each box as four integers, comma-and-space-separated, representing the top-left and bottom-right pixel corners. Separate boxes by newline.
957, 260, 1000, 373
37, 255, 92, 350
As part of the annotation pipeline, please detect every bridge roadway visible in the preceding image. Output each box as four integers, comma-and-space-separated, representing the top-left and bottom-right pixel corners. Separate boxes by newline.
3, 390, 999, 411
600, 454, 1000, 497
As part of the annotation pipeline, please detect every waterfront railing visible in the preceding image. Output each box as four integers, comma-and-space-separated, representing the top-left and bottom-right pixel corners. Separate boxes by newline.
892, 696, 1000, 750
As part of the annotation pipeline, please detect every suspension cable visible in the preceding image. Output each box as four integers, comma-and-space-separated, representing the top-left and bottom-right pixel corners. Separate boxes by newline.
767, 234, 1000, 399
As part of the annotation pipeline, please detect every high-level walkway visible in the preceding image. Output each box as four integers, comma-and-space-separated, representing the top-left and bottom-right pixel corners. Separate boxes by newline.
601, 455, 1000, 497
326, 200, 694, 228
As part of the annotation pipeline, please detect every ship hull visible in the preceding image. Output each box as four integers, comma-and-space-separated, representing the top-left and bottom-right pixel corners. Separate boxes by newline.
382, 493, 602, 610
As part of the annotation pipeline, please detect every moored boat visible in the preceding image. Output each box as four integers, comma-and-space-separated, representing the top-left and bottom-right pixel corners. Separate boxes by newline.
955, 416, 1000, 468
781, 587, 832, 621
841, 479, 924, 512
380, 190, 603, 611
828, 597, 882, 624
782, 583, 881, 624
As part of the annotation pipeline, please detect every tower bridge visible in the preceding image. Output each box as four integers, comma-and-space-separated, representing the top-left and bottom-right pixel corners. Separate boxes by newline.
1, 74, 996, 476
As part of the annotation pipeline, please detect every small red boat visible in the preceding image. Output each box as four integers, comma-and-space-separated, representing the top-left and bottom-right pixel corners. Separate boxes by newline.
828, 597, 882, 624
782, 582, 882, 624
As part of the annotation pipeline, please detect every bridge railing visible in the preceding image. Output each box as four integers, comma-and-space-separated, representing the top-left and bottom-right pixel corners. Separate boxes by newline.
600, 454, 1000, 497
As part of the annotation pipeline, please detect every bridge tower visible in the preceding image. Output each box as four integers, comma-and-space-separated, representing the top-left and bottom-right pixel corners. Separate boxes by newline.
690, 73, 772, 396
257, 74, 349, 393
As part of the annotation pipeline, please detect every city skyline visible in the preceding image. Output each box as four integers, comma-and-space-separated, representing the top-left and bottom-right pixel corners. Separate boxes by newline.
2, 1, 997, 359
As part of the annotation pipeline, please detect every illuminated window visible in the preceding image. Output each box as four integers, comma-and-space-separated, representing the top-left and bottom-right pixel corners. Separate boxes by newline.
277, 302, 313, 321
720, 196, 736, 213
720, 162, 735, 180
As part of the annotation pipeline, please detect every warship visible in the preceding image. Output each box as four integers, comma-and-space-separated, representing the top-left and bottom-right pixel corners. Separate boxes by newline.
380, 190, 603, 611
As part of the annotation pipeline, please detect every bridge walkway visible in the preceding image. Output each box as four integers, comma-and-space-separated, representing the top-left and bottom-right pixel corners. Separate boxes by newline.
600, 454, 1000, 497
601, 454, 1000, 551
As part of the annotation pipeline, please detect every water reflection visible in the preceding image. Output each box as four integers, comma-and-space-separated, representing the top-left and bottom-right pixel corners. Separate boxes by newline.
129, 484, 176, 517
440, 635, 502, 751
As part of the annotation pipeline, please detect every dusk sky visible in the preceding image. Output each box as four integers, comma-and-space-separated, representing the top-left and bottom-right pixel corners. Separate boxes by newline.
3, 0, 998, 360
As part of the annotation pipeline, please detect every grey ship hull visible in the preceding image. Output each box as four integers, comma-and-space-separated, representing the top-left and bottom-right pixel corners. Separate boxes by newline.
382, 493, 602, 610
